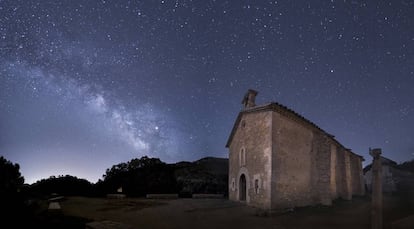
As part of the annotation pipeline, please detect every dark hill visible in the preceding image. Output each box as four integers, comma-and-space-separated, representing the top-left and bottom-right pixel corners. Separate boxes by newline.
173, 157, 229, 196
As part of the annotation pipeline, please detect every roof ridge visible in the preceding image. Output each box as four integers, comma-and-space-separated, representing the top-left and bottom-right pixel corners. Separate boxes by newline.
226, 101, 364, 160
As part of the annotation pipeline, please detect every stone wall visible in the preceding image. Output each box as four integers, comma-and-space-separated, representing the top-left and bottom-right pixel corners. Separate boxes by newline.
364, 165, 397, 193
228, 103, 365, 210
312, 133, 332, 205
344, 151, 352, 200
332, 147, 355, 200
358, 157, 365, 195
228, 110, 272, 209
350, 155, 364, 195
271, 112, 314, 208
335, 147, 345, 199
330, 143, 338, 199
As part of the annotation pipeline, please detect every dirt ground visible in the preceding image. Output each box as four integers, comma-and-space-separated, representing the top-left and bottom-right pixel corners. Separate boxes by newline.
51, 195, 414, 229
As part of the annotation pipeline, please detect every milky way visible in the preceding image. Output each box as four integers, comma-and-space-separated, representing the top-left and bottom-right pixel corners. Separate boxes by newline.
1, 0, 414, 183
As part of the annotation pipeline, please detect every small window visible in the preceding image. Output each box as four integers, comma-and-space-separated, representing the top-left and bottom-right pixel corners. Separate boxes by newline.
255, 179, 259, 194
241, 120, 246, 128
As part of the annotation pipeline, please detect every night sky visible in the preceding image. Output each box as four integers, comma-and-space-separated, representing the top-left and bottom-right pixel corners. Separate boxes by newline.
1, 0, 413, 184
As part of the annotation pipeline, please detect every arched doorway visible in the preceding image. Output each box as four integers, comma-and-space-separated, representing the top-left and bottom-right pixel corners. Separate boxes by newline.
239, 174, 246, 201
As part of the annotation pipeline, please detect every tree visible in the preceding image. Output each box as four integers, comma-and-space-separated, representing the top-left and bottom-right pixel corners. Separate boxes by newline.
398, 159, 414, 174
29, 175, 93, 196
100, 156, 178, 196
0, 156, 24, 195
0, 156, 26, 223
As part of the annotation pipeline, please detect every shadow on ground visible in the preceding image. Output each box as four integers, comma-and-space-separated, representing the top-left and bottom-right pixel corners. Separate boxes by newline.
11, 194, 414, 229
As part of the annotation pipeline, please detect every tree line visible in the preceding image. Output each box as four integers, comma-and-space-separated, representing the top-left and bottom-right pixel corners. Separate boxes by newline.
0, 155, 228, 199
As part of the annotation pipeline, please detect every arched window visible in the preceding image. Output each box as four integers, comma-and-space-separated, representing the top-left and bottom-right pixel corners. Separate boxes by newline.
253, 174, 261, 194
240, 148, 246, 166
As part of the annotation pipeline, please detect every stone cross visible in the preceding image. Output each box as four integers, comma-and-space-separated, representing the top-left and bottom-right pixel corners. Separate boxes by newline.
370, 148, 382, 229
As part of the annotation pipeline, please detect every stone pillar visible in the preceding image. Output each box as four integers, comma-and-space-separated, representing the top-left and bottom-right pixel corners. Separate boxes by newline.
344, 151, 352, 200
370, 148, 382, 229
318, 136, 332, 205
359, 157, 366, 195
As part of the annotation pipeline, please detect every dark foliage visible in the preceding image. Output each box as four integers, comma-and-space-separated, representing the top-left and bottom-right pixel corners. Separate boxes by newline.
0, 156, 27, 225
98, 156, 178, 197
0, 156, 92, 227
1, 154, 228, 202
29, 175, 93, 197
397, 159, 414, 174
0, 156, 24, 193
97, 156, 229, 197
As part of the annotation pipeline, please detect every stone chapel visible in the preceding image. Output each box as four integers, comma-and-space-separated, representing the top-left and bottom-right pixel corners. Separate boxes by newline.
226, 89, 365, 210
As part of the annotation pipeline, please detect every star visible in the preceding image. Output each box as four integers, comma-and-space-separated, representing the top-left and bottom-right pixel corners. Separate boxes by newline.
0, 0, 413, 184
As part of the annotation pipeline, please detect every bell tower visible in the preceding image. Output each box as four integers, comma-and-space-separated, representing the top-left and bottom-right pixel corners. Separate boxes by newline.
241, 89, 258, 109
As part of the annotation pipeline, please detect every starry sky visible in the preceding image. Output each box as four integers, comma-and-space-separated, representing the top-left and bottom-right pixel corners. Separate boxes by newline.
1, 0, 413, 184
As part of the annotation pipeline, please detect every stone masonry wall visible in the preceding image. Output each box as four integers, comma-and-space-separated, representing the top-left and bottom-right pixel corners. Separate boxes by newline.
272, 112, 314, 208
312, 133, 332, 205
330, 143, 338, 199
228, 104, 365, 210
336, 147, 347, 199
228, 110, 272, 209
357, 157, 365, 195
344, 151, 352, 200
350, 155, 364, 195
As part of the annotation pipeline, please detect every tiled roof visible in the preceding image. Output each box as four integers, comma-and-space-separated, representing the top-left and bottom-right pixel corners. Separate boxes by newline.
225, 102, 364, 160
